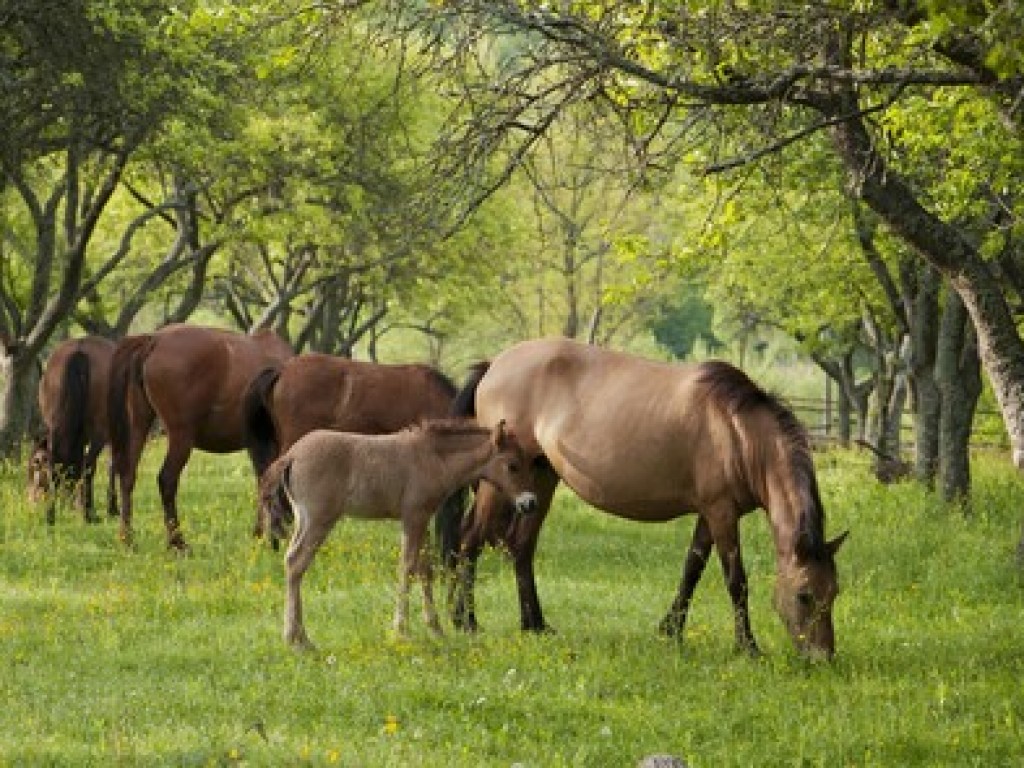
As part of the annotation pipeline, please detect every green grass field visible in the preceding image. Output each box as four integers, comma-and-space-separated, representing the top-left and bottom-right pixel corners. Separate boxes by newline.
1, 443, 1022, 766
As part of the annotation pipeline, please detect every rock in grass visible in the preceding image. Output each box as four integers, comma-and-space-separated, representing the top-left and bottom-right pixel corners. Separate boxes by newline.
637, 756, 687, 768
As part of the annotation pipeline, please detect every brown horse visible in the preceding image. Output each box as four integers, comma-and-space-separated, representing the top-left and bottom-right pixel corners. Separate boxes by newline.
107, 323, 293, 549
260, 419, 537, 650
32, 336, 117, 524
243, 353, 462, 547
445, 337, 848, 660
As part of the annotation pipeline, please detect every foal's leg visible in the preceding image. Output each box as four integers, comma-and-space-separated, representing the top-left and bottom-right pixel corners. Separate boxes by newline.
660, 515, 714, 638
707, 512, 760, 655
394, 516, 442, 637
284, 502, 335, 650
157, 434, 193, 551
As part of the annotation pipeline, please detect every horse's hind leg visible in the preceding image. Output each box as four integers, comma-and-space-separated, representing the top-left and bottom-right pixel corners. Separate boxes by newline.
660, 515, 714, 638
79, 439, 103, 523
508, 464, 559, 632
116, 394, 153, 546
105, 452, 119, 518
283, 502, 333, 650
157, 436, 193, 551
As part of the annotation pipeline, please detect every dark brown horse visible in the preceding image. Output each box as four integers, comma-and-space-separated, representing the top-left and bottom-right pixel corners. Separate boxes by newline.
445, 337, 848, 659
32, 335, 117, 524
243, 353, 462, 547
107, 323, 293, 549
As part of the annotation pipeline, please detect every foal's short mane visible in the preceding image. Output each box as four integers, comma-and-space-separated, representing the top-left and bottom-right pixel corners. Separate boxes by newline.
697, 361, 830, 559
413, 418, 489, 436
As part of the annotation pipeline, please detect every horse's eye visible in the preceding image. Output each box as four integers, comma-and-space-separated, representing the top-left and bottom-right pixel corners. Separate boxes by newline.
796, 591, 814, 608
508, 462, 520, 474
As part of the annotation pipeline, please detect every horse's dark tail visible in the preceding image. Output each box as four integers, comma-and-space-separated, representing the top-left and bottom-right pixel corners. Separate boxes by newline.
50, 350, 90, 484
243, 367, 282, 479
107, 335, 155, 477
450, 361, 490, 419
258, 455, 294, 542
436, 361, 492, 571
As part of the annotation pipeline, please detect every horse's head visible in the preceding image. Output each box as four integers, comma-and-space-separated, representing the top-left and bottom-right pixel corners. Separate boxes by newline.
26, 435, 51, 502
482, 420, 538, 515
774, 521, 848, 660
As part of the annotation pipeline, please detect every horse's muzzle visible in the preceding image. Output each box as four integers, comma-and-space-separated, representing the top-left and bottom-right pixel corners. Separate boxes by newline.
514, 492, 538, 514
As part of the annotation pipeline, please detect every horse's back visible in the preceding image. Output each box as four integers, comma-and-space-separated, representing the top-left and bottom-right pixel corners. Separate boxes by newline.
141, 324, 293, 451
273, 354, 453, 447
285, 428, 406, 519
477, 338, 743, 518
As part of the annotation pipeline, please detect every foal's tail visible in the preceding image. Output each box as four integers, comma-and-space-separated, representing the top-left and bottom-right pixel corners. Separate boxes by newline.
50, 349, 90, 485
436, 362, 491, 571
258, 455, 295, 542
107, 335, 156, 477
243, 367, 282, 479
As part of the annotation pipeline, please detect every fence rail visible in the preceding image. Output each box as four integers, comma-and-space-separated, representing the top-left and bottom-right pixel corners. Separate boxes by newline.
785, 396, 1010, 453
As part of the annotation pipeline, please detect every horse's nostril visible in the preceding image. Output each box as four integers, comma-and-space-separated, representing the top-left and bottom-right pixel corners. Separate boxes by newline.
517, 493, 538, 514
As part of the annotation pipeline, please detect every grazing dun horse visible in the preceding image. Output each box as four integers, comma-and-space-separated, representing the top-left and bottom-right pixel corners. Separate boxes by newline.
445, 337, 848, 659
32, 336, 118, 523
243, 353, 461, 548
107, 324, 293, 549
259, 419, 537, 650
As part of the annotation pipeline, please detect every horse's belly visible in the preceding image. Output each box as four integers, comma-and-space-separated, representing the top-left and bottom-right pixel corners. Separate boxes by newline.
552, 454, 696, 521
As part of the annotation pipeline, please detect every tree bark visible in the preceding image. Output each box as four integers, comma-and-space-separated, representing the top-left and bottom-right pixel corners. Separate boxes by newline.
0, 347, 41, 457
936, 289, 982, 504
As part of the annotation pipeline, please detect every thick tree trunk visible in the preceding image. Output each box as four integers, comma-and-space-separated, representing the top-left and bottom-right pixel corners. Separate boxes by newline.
937, 290, 982, 504
0, 349, 42, 458
908, 266, 942, 486
829, 105, 1024, 473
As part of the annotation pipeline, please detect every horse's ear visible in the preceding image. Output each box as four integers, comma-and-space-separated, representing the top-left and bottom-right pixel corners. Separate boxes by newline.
827, 530, 849, 556
492, 419, 507, 447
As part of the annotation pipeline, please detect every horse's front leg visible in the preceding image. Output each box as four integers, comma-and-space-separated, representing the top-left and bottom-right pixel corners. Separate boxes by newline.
157, 437, 193, 551
450, 526, 483, 632
660, 515, 714, 638
708, 514, 760, 656
412, 515, 443, 636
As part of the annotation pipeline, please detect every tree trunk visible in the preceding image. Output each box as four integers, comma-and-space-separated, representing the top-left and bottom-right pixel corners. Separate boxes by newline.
937, 289, 982, 504
908, 265, 942, 486
0, 348, 42, 457
824, 58, 1024, 558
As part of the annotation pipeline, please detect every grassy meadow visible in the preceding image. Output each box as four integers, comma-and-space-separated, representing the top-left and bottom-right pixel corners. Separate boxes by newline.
1, 442, 1023, 766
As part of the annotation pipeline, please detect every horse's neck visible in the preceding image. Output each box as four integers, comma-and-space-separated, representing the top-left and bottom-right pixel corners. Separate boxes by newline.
424, 431, 492, 487
762, 459, 809, 561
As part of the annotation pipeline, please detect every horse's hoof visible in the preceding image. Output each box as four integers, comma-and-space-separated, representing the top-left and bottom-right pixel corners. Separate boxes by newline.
659, 614, 685, 638
289, 638, 317, 653
167, 531, 190, 553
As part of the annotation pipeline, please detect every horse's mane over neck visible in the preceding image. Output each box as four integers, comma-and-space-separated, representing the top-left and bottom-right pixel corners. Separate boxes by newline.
697, 361, 829, 557
412, 418, 488, 437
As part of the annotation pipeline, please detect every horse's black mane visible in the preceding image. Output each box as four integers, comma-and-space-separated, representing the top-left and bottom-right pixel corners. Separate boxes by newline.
697, 360, 830, 559
424, 365, 459, 399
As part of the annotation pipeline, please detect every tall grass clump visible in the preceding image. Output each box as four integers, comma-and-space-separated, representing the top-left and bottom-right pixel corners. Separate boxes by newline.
1, 442, 1022, 766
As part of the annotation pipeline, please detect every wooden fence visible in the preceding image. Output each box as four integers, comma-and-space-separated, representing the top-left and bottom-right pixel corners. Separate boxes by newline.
785, 396, 1010, 453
